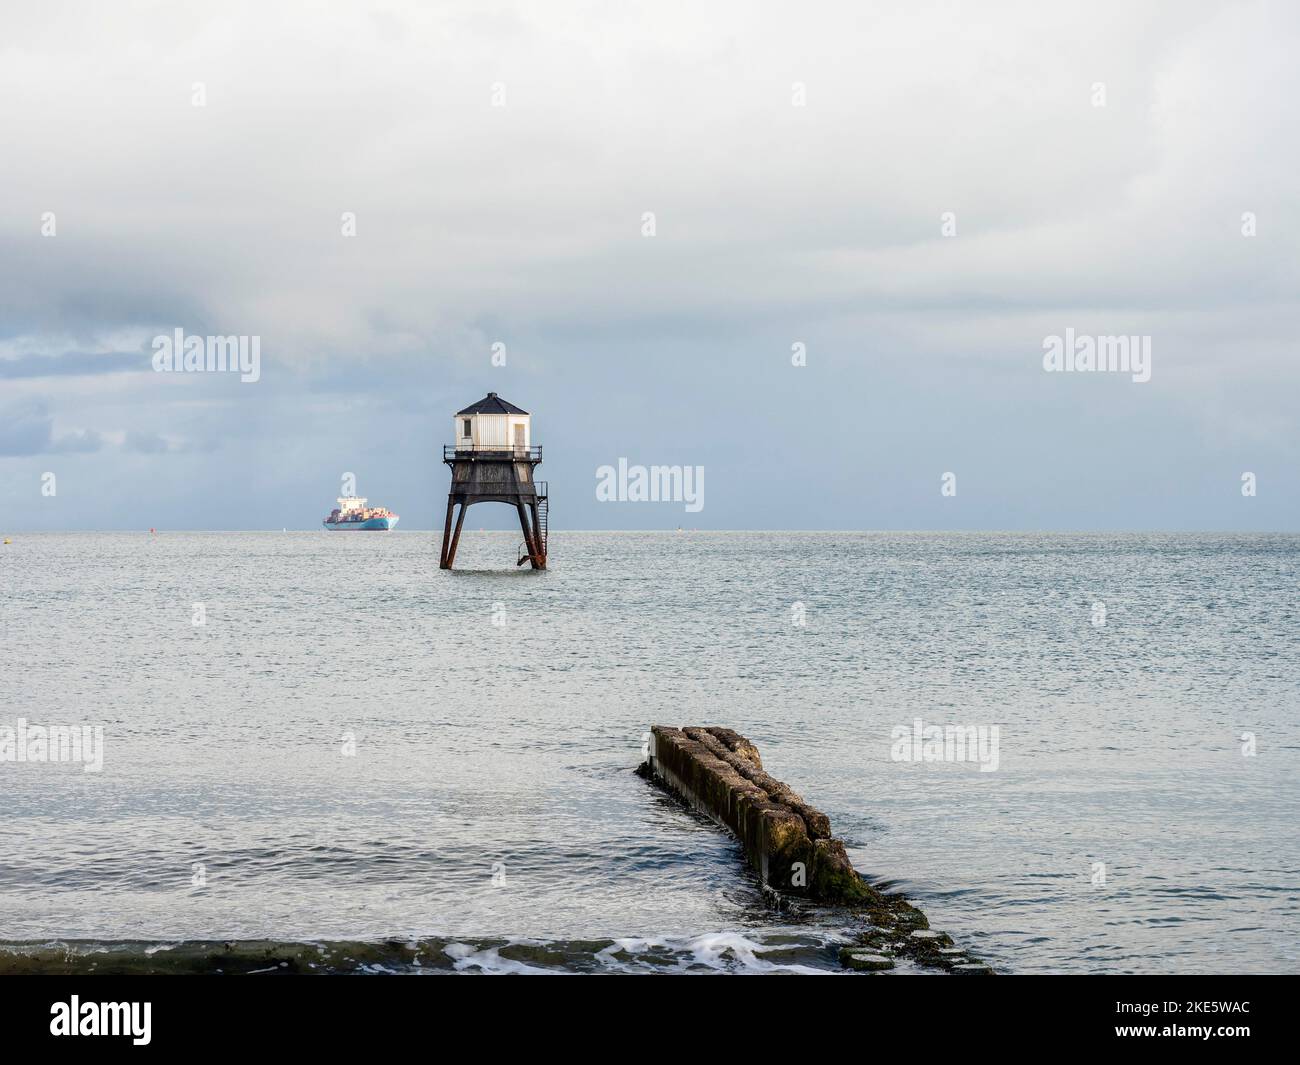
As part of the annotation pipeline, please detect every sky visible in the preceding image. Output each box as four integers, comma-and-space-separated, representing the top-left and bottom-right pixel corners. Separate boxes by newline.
1, 0, 1296, 531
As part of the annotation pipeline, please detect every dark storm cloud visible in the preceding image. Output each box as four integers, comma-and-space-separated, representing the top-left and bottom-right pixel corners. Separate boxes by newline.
0, 351, 146, 378
0, 0, 1296, 529
0, 399, 104, 455
0, 402, 54, 456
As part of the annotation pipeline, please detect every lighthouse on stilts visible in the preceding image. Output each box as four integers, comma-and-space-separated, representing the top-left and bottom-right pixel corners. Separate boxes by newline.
440, 393, 548, 570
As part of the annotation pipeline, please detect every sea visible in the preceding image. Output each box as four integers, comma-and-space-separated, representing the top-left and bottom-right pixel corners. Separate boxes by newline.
1, 531, 1296, 974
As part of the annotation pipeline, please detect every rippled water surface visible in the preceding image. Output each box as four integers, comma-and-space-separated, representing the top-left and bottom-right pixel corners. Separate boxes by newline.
2, 531, 1297, 973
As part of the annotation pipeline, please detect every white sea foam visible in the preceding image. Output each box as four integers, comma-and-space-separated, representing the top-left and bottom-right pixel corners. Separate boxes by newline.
596, 932, 834, 974
442, 942, 560, 975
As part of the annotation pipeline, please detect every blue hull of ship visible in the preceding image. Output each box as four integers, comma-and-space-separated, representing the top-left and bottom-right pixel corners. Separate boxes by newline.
323, 516, 398, 531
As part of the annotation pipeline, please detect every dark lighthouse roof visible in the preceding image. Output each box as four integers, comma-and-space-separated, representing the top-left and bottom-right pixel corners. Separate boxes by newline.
456, 392, 529, 416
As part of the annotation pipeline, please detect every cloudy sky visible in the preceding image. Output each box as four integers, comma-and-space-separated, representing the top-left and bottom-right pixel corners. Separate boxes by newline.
1, 0, 1296, 530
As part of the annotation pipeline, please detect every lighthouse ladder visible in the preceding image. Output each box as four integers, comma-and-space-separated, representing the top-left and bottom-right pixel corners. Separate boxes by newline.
516, 482, 548, 566
536, 488, 548, 554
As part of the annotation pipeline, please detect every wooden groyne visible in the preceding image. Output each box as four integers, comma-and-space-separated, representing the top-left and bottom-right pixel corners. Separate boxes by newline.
640, 725, 991, 973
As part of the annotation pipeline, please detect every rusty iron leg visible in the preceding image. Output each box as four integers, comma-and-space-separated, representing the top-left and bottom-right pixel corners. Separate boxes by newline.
445, 501, 468, 569
515, 502, 540, 569
439, 497, 456, 568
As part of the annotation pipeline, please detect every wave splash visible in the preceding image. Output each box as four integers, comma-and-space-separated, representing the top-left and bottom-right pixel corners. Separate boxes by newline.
0, 929, 876, 975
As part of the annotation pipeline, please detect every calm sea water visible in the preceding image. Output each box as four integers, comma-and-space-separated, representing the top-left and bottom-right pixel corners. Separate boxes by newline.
1, 531, 1297, 974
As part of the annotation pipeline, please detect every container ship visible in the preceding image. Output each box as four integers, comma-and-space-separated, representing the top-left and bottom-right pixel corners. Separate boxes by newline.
323, 496, 399, 531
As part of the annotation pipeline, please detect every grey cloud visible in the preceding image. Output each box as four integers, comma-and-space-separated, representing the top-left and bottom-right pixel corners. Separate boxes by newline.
0, 401, 54, 456
123, 431, 170, 454
0, 399, 104, 455
0, 351, 147, 378
0, 1, 1296, 530
51, 429, 104, 453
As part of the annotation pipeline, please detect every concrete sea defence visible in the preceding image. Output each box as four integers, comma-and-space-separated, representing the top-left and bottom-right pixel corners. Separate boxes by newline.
640, 724, 992, 974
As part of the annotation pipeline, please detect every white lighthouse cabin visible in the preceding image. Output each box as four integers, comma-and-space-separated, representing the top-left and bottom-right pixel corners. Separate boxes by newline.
453, 392, 532, 454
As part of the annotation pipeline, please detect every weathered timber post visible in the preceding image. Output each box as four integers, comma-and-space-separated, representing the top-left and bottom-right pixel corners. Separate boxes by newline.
640, 725, 993, 974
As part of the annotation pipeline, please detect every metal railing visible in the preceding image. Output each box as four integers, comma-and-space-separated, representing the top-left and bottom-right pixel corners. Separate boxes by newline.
443, 444, 542, 461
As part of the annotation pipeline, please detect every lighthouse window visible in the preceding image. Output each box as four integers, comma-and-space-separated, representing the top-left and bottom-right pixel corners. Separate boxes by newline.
462, 419, 471, 437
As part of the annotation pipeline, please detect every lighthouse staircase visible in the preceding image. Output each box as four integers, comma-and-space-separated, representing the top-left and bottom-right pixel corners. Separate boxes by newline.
516, 481, 548, 567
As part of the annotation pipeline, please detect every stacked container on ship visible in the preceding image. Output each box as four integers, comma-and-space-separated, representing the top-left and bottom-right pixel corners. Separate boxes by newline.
322, 497, 399, 531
